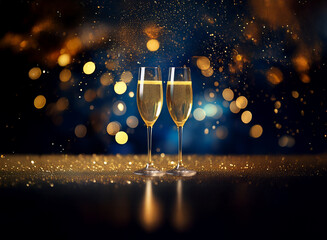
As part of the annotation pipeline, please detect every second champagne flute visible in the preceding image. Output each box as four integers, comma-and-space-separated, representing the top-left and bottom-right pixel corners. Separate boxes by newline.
166, 67, 196, 176
134, 67, 165, 176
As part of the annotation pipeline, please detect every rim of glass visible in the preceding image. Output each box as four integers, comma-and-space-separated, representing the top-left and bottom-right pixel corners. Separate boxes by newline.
169, 67, 190, 69
139, 66, 160, 69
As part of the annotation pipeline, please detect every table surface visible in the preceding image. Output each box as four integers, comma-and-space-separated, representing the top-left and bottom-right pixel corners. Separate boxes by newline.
1, 154, 327, 239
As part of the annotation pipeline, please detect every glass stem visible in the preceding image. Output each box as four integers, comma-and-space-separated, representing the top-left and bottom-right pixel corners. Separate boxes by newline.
147, 126, 154, 168
177, 126, 184, 168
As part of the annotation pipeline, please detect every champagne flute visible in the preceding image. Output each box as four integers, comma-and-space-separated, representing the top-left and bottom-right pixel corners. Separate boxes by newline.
134, 67, 165, 176
166, 67, 196, 176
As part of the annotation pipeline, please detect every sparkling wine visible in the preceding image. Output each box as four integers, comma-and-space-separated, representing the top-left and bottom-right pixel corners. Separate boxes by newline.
166, 81, 193, 127
137, 80, 163, 126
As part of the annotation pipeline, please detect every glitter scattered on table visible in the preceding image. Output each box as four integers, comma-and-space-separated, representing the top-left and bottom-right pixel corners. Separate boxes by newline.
0, 154, 326, 187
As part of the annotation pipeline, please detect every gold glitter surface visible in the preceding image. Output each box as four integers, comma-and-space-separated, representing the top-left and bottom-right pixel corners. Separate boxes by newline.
0, 154, 326, 187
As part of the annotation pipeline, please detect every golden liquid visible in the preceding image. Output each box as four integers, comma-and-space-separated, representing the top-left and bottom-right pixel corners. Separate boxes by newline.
166, 81, 193, 127
137, 80, 163, 126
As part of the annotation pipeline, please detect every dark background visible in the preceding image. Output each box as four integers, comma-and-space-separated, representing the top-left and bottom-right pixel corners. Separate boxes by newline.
0, 0, 326, 154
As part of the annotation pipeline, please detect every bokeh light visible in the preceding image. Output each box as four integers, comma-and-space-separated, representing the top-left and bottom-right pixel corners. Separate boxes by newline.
146, 39, 160, 52
193, 108, 206, 121
121, 71, 133, 83
56, 97, 69, 111
266, 67, 283, 85
291, 91, 299, 99
229, 101, 240, 114
107, 121, 121, 136
100, 72, 114, 86
196, 56, 210, 70
28, 67, 42, 80
216, 126, 228, 139
222, 88, 234, 101
126, 116, 139, 128
58, 53, 71, 67
241, 110, 252, 124
249, 125, 263, 138
74, 124, 87, 138
115, 131, 128, 144
113, 101, 126, 116
201, 67, 214, 77
34, 95, 46, 109
59, 69, 72, 82
235, 96, 248, 109
84, 89, 97, 102
2, 0, 327, 155
114, 81, 127, 95
278, 135, 295, 148
83, 61, 96, 75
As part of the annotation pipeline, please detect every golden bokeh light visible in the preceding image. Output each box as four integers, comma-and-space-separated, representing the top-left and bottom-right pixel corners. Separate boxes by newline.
193, 108, 206, 121
34, 95, 46, 109
74, 124, 87, 138
59, 69, 71, 82
266, 67, 283, 85
121, 71, 133, 83
66, 37, 82, 55
216, 126, 228, 139
300, 73, 310, 83
113, 101, 126, 116
196, 56, 210, 70
115, 131, 128, 145
114, 81, 127, 95
291, 91, 299, 98
241, 110, 252, 124
126, 116, 139, 128
117, 103, 124, 111
278, 135, 295, 148
100, 72, 114, 86
274, 101, 281, 109
106, 121, 121, 136
229, 100, 240, 114
222, 88, 234, 101
204, 89, 216, 102
201, 67, 214, 77
249, 124, 263, 138
293, 55, 310, 72
28, 67, 42, 80
84, 89, 97, 102
146, 39, 160, 51
105, 60, 118, 71
236, 96, 248, 109
236, 54, 243, 61
56, 97, 69, 111
58, 53, 71, 67
83, 61, 96, 75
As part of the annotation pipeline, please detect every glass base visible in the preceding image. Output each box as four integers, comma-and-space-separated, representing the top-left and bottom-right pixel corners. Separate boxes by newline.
166, 166, 196, 177
134, 165, 165, 177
